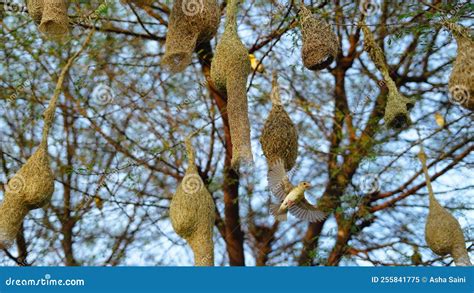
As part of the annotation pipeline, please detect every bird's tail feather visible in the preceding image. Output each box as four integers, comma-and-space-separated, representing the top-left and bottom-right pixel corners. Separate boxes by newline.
270, 203, 287, 221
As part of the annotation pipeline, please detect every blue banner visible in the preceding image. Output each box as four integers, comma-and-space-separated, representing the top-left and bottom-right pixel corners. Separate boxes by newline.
0, 267, 472, 292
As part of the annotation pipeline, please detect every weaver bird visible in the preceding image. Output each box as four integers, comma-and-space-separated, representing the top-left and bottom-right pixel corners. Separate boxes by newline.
249, 54, 265, 73
268, 159, 326, 222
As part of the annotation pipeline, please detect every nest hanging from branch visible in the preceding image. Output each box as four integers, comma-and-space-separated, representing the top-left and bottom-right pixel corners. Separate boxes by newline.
299, 4, 338, 71
418, 146, 472, 266
210, 0, 253, 168
360, 21, 415, 129
163, 0, 220, 73
38, 0, 70, 39
444, 22, 474, 111
260, 73, 298, 171
0, 32, 93, 249
26, 0, 44, 24
169, 133, 216, 266
0, 142, 54, 249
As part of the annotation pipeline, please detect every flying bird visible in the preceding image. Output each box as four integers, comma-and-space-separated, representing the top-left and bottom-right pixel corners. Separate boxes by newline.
267, 159, 326, 222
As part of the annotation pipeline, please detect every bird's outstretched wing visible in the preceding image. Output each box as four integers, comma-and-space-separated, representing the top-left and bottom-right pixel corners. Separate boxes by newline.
267, 159, 294, 200
289, 198, 326, 223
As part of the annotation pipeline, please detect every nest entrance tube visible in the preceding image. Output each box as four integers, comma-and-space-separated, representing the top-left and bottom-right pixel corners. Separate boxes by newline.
38, 0, 70, 40
162, 0, 220, 73
418, 145, 472, 266
210, 0, 253, 168
299, 4, 338, 71
169, 133, 216, 266
260, 72, 298, 171
444, 22, 474, 111
360, 21, 414, 129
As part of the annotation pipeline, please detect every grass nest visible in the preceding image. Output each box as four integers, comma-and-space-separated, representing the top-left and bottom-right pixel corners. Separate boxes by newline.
169, 133, 216, 266
260, 73, 298, 171
360, 22, 415, 129
444, 22, 474, 111
0, 142, 54, 249
38, 0, 69, 40
210, 0, 253, 168
418, 148, 471, 266
26, 0, 44, 24
163, 0, 220, 73
299, 4, 338, 71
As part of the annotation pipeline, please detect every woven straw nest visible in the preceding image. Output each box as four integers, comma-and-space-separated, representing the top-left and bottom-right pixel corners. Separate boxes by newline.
26, 0, 69, 40
360, 22, 414, 129
260, 73, 298, 171
426, 196, 472, 266
444, 22, 474, 111
210, 0, 253, 168
169, 134, 216, 266
299, 4, 338, 71
26, 0, 44, 24
163, 0, 220, 73
418, 148, 471, 266
0, 142, 54, 249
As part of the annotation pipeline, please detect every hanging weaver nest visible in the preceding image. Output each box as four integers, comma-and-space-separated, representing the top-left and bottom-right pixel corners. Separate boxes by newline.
210, 0, 253, 168
0, 31, 90, 250
299, 4, 338, 71
0, 142, 54, 249
169, 133, 216, 266
360, 22, 415, 129
444, 22, 474, 111
162, 0, 220, 73
38, 0, 69, 39
260, 73, 298, 171
418, 147, 472, 266
26, 0, 44, 24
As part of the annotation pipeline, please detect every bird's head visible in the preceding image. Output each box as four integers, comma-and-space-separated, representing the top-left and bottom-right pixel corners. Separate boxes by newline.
298, 181, 312, 190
